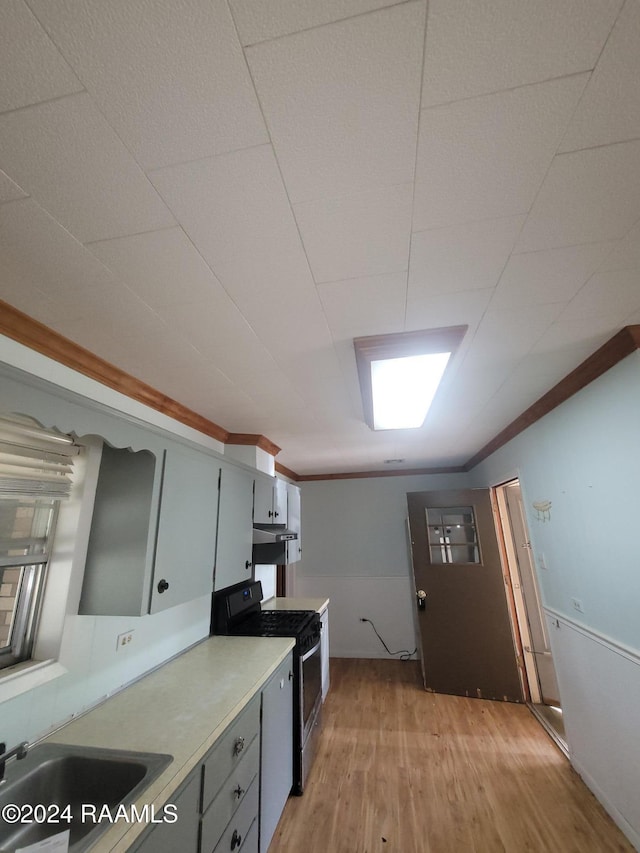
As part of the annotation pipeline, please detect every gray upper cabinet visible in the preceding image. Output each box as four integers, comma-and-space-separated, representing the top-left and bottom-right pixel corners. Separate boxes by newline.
214, 463, 254, 591
286, 483, 302, 565
150, 444, 220, 614
81, 440, 220, 616
253, 475, 287, 524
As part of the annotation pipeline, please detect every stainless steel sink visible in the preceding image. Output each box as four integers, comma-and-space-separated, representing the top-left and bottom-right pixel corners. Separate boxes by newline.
0, 743, 172, 852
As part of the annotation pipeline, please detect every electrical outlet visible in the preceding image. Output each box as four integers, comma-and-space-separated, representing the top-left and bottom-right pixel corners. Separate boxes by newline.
571, 598, 584, 614
116, 630, 134, 651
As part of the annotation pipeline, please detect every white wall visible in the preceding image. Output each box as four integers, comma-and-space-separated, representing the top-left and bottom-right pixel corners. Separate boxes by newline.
297, 472, 467, 659
469, 351, 640, 849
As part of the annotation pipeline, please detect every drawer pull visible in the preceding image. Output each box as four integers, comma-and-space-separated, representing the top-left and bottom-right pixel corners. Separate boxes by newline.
231, 829, 242, 850
233, 736, 245, 756
233, 784, 245, 800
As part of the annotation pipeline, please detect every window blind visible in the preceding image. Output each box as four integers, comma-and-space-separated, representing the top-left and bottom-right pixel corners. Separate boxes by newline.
0, 415, 79, 500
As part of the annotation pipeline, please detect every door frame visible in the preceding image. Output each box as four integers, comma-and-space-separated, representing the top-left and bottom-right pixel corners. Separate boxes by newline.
492, 478, 535, 703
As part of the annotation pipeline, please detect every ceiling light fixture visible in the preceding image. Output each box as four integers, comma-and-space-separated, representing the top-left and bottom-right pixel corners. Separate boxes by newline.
354, 326, 467, 431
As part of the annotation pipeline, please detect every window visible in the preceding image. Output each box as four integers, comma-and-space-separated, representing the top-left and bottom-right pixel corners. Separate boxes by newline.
0, 416, 77, 671
426, 506, 480, 564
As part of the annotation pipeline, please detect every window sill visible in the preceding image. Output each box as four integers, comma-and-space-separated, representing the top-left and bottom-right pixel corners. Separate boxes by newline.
0, 659, 67, 703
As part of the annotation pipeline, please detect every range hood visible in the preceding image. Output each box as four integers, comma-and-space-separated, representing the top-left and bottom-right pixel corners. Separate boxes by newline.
252, 523, 297, 564
252, 523, 298, 544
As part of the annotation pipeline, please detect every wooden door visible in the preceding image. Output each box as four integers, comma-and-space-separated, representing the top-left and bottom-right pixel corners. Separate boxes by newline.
407, 488, 522, 701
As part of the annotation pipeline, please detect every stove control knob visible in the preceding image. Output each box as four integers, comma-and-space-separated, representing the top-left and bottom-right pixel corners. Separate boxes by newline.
233, 736, 245, 756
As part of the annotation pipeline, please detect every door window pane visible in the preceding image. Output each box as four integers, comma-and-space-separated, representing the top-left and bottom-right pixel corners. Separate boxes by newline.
426, 506, 480, 564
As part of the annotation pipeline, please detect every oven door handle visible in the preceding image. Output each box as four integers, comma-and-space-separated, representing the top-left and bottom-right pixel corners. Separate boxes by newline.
301, 639, 321, 662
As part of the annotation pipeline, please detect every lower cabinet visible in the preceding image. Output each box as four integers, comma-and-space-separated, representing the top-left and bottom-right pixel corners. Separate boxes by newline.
130, 772, 200, 853
260, 655, 293, 852
131, 652, 293, 853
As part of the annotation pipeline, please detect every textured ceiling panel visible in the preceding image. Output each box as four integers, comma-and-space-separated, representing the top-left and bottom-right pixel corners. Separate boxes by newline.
0, 0, 637, 475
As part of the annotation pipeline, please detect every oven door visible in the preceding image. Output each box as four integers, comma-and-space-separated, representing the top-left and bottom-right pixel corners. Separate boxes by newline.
301, 638, 322, 745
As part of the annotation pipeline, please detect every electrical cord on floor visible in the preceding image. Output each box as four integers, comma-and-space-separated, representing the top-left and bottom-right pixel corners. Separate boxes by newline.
359, 618, 416, 661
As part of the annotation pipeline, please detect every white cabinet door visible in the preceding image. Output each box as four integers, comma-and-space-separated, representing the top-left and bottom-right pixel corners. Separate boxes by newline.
286, 483, 302, 565
253, 475, 275, 524
150, 446, 220, 613
215, 463, 254, 590
260, 652, 293, 852
255, 476, 288, 524
273, 477, 287, 522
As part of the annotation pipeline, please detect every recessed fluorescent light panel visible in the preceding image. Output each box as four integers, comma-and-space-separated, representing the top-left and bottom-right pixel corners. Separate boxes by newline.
371, 352, 450, 430
354, 327, 467, 432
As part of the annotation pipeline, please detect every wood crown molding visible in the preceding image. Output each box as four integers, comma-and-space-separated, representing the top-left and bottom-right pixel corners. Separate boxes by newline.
297, 466, 466, 482
464, 325, 640, 471
0, 300, 244, 448
227, 433, 281, 457
275, 461, 300, 482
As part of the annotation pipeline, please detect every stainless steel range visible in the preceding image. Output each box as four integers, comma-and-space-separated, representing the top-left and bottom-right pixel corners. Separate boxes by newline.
211, 580, 322, 795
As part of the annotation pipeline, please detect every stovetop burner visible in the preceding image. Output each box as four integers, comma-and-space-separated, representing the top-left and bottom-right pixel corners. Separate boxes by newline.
211, 580, 321, 655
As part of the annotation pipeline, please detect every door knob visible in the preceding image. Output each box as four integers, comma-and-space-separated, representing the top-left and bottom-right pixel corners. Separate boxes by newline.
157, 579, 169, 594
416, 589, 427, 610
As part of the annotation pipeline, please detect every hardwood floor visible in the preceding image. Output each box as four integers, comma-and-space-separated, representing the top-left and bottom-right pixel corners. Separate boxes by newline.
269, 659, 633, 853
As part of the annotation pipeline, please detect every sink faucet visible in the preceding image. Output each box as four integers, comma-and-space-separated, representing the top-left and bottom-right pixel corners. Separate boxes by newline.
0, 741, 29, 784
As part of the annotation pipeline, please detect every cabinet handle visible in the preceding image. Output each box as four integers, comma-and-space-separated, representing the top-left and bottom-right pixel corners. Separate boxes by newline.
233, 736, 245, 756
157, 579, 169, 594
274, 511, 279, 518
268, 510, 273, 518
288, 671, 294, 681
231, 829, 242, 851
245, 560, 251, 570
233, 784, 245, 800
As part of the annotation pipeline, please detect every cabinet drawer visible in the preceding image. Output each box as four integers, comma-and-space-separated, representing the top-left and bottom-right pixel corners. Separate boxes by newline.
202, 695, 260, 810
201, 737, 259, 852
239, 817, 258, 853
209, 777, 258, 853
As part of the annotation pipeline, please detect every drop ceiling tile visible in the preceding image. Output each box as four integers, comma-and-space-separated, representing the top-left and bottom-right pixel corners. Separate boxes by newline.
27, 0, 268, 170
228, 0, 406, 45
0, 170, 27, 203
494, 241, 617, 308
0, 93, 175, 243
87, 228, 224, 310
421, 0, 622, 107
409, 215, 525, 296
317, 271, 406, 339
405, 287, 493, 333
56, 283, 167, 342
469, 302, 563, 363
560, 0, 640, 153
246, 1, 425, 203
0, 198, 122, 303
599, 221, 640, 272
561, 268, 640, 322
0, 0, 83, 113
413, 74, 589, 231
158, 297, 280, 382
294, 183, 413, 283
516, 139, 640, 252
150, 145, 313, 306
532, 316, 618, 353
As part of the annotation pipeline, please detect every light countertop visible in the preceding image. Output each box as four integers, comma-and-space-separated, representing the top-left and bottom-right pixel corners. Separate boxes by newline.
43, 634, 294, 852
262, 596, 329, 614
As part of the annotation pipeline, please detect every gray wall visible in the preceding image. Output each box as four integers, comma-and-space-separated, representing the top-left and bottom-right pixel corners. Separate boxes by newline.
297, 472, 467, 658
